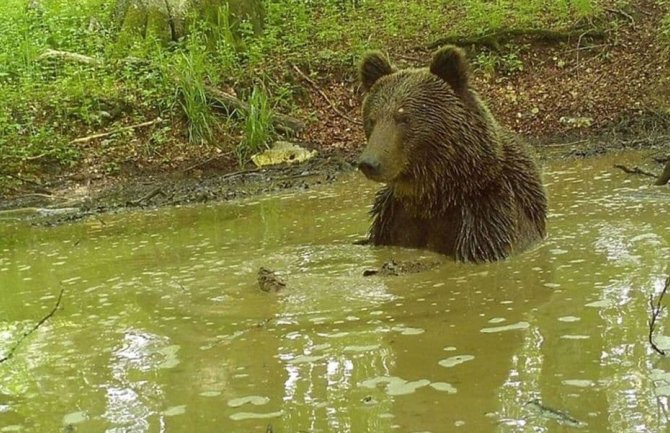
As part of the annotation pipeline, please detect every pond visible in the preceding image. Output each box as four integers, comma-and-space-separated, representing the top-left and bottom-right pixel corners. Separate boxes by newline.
1, 151, 669, 433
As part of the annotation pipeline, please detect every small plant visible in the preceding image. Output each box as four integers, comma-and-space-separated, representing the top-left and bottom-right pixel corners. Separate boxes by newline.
662, 12, 670, 39
474, 49, 524, 77
236, 86, 274, 166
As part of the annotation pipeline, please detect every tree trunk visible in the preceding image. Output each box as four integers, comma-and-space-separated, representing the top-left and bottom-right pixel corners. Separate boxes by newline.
113, 0, 264, 43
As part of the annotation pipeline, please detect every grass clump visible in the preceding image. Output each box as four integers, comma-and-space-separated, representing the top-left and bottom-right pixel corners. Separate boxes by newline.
236, 86, 274, 166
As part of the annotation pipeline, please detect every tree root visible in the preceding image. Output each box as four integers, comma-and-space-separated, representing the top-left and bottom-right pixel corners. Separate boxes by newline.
427, 28, 607, 51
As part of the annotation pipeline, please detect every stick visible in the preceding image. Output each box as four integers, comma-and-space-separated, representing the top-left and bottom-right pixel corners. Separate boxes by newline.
649, 276, 669, 356
70, 118, 164, 145
291, 64, 360, 125
0, 287, 65, 364
613, 164, 658, 178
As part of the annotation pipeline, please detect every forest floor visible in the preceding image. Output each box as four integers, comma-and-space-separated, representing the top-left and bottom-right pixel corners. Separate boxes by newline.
2, 0, 670, 223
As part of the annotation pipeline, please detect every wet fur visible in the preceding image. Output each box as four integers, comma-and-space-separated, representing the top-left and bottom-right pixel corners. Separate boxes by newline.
360, 47, 547, 263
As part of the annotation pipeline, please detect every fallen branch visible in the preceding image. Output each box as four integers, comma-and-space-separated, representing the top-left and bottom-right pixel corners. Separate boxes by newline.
291, 64, 360, 125
204, 85, 305, 135
70, 118, 165, 145
427, 28, 606, 50
654, 161, 670, 186
613, 164, 657, 178
649, 276, 669, 356
0, 287, 64, 364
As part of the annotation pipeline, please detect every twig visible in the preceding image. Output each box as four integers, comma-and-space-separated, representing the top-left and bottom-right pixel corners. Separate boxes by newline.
70, 118, 164, 145
649, 276, 669, 356
218, 168, 263, 181
291, 64, 360, 125
0, 287, 65, 364
605, 7, 635, 26
613, 164, 658, 178
127, 187, 166, 206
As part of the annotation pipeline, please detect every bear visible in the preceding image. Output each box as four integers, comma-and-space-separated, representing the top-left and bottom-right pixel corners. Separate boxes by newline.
356, 46, 547, 263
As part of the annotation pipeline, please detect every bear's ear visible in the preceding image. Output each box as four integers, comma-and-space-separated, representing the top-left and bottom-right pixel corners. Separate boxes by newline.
359, 51, 394, 92
430, 46, 469, 94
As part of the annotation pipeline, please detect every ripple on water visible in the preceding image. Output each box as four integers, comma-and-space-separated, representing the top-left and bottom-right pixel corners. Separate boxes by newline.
227, 396, 270, 408
162, 405, 186, 416
439, 355, 475, 368
229, 411, 283, 421
359, 376, 431, 396
480, 322, 530, 333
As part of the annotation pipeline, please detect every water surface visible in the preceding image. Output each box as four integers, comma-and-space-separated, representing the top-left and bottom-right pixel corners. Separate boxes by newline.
1, 152, 669, 433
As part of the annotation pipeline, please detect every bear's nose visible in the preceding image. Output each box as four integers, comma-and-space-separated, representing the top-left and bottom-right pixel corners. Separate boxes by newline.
357, 156, 381, 177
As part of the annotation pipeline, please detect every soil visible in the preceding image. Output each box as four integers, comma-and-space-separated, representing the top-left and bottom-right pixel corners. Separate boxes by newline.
0, 155, 355, 226
3, 0, 670, 225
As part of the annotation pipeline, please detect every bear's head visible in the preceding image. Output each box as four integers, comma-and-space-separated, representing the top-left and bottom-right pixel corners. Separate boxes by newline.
357, 46, 500, 197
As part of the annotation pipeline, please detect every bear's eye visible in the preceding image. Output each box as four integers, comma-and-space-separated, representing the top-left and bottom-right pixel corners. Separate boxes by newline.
394, 107, 410, 125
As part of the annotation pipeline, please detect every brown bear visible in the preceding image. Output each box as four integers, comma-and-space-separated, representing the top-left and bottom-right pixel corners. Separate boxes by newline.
357, 46, 547, 263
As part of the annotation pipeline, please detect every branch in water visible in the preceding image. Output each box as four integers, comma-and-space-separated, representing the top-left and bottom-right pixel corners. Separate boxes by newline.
0, 287, 65, 364
648, 276, 669, 356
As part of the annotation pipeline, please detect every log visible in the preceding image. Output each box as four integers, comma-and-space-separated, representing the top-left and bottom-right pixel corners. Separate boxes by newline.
204, 85, 305, 135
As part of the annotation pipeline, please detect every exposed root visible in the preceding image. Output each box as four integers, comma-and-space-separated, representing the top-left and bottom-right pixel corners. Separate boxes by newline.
427, 28, 607, 51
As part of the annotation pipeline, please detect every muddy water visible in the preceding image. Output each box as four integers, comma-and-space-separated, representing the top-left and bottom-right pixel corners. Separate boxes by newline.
1, 152, 669, 433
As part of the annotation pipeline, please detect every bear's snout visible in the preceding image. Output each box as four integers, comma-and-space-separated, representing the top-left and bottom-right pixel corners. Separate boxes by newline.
357, 155, 382, 179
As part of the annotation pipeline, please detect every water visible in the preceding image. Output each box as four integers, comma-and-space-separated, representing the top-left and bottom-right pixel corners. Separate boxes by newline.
1, 152, 669, 433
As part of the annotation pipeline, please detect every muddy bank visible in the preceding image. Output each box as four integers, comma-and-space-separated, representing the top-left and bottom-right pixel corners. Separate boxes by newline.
0, 154, 356, 226
2, 132, 669, 227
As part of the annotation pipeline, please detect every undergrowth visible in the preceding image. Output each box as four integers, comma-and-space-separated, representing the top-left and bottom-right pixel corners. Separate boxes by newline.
0, 0, 628, 193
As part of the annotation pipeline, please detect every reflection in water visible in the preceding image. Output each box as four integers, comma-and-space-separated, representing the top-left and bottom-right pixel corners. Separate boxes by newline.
0, 152, 669, 432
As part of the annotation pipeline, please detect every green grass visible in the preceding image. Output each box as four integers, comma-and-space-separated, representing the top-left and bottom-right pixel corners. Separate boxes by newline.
0, 0, 613, 193
236, 86, 274, 166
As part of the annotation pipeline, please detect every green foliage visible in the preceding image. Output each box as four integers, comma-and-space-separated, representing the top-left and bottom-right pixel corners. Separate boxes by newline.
662, 13, 670, 39
0, 0, 617, 193
236, 86, 274, 166
474, 49, 524, 77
